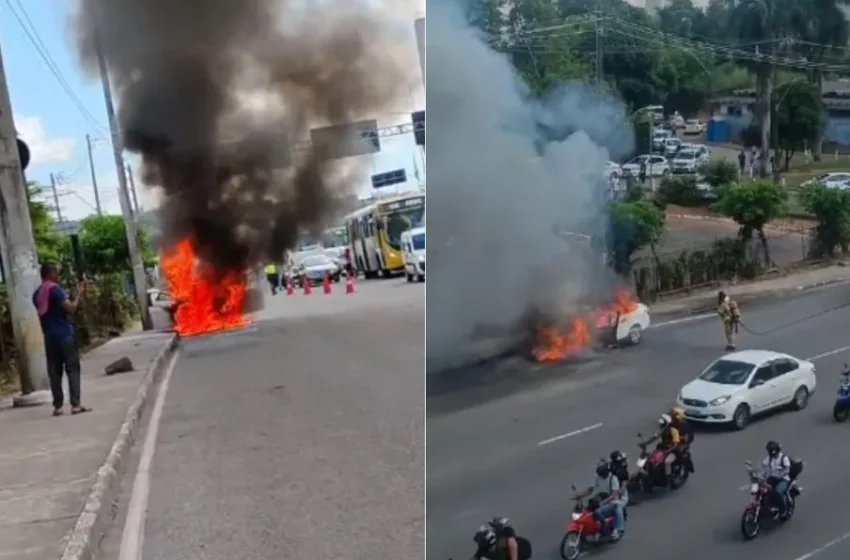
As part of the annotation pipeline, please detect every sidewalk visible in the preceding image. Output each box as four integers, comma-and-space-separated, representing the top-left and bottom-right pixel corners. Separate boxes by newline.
651, 261, 850, 316
0, 330, 176, 560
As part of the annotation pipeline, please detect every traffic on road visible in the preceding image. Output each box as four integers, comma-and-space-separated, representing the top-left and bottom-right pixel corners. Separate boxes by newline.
428, 283, 850, 560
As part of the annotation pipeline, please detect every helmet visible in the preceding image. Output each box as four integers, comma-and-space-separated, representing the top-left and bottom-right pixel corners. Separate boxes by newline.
595, 460, 611, 478
474, 525, 497, 549
766, 440, 781, 457
489, 517, 511, 533
670, 407, 685, 420
658, 413, 672, 427
609, 450, 626, 464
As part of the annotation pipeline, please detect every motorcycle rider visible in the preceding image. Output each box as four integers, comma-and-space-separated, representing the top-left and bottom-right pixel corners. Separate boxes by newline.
609, 450, 630, 485
575, 460, 627, 541
645, 414, 682, 479
762, 440, 792, 518
668, 407, 695, 473
488, 517, 519, 560
471, 525, 499, 560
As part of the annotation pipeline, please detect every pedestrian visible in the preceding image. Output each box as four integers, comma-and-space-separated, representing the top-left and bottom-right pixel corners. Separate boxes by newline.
717, 290, 741, 351
264, 262, 279, 295
32, 262, 89, 416
738, 150, 746, 174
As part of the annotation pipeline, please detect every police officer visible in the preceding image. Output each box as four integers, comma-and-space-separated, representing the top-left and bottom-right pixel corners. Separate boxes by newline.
717, 290, 741, 351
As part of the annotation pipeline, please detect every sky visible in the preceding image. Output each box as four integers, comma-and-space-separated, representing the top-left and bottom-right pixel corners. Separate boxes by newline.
1, 0, 425, 223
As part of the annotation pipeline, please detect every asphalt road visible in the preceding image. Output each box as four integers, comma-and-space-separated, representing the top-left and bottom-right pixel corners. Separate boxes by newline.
427, 282, 850, 560
102, 277, 424, 560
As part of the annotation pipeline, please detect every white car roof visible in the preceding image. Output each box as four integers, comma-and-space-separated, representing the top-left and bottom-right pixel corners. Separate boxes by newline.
720, 349, 792, 364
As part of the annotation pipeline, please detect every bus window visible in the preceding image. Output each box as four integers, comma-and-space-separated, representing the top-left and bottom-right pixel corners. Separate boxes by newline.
349, 222, 358, 241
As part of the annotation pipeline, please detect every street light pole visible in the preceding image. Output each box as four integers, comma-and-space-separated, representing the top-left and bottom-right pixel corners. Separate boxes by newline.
0, 41, 51, 406
94, 33, 152, 330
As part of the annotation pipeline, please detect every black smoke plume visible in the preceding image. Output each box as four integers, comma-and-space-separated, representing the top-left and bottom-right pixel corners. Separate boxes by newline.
71, 0, 408, 273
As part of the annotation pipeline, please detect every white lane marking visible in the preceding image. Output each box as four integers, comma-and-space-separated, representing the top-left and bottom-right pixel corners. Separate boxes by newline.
807, 345, 850, 361
791, 530, 850, 560
118, 348, 180, 560
537, 423, 604, 446
648, 313, 714, 329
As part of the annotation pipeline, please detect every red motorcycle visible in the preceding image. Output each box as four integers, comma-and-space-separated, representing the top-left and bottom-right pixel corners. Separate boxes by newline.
740, 460, 802, 540
627, 433, 689, 499
559, 485, 624, 560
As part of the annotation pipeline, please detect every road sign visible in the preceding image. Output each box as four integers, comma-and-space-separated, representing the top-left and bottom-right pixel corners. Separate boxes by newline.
310, 119, 380, 160
412, 111, 424, 146
371, 169, 407, 189
53, 220, 79, 236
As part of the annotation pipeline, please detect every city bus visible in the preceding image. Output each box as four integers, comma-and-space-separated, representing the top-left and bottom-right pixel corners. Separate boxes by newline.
343, 191, 425, 278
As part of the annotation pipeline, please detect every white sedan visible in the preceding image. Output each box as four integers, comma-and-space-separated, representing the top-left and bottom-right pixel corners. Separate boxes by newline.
801, 172, 850, 190
621, 155, 670, 178
676, 350, 816, 430
683, 119, 705, 135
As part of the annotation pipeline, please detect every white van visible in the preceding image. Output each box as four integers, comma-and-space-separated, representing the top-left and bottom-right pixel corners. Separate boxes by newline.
400, 227, 425, 282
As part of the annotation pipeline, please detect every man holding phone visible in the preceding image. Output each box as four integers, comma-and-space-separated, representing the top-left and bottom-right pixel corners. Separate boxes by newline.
32, 262, 90, 416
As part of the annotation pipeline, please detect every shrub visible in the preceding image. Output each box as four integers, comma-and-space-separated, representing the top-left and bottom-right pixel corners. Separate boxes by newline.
657, 176, 707, 207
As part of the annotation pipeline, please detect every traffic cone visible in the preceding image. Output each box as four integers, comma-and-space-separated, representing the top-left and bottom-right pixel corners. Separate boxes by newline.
323, 273, 332, 294
345, 270, 355, 294
285, 279, 295, 295
303, 276, 312, 295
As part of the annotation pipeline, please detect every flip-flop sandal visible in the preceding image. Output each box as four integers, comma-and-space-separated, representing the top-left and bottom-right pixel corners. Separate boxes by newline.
52, 409, 64, 417
71, 407, 91, 415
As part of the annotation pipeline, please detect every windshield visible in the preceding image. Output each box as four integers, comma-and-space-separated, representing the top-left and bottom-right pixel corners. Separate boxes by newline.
324, 248, 344, 259
412, 233, 425, 250
302, 255, 332, 267
384, 208, 425, 250
630, 156, 648, 164
676, 151, 696, 160
698, 359, 755, 385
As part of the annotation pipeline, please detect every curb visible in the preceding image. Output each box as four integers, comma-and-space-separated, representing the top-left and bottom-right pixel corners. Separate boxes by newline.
59, 333, 179, 560
651, 275, 850, 320
666, 212, 812, 233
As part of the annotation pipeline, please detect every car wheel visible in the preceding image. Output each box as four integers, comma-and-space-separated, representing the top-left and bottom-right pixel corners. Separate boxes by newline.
732, 404, 750, 430
406, 273, 414, 282
627, 325, 642, 345
791, 386, 809, 411
417, 274, 425, 282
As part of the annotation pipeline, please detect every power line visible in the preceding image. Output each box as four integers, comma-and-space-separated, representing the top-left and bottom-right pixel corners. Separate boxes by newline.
1, 0, 107, 133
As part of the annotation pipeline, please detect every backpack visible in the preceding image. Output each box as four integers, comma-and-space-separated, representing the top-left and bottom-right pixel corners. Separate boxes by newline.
516, 537, 532, 560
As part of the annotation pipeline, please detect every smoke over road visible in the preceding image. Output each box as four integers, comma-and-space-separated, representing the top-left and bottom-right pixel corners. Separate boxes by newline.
426, 0, 634, 373
71, 0, 412, 273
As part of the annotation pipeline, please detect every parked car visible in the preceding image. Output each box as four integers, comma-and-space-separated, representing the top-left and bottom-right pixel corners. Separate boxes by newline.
299, 254, 341, 285
663, 137, 682, 157
671, 149, 710, 174
621, 155, 670, 178
684, 119, 705, 135
652, 129, 672, 151
801, 172, 850, 190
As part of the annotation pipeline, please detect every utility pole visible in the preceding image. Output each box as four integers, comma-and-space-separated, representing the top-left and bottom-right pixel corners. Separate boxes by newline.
0, 42, 51, 406
595, 8, 603, 96
126, 164, 140, 217
50, 172, 63, 222
85, 134, 102, 215
94, 34, 152, 329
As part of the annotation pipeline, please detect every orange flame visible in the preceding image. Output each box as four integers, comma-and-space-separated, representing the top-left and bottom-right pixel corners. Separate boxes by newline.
533, 318, 592, 362
161, 239, 251, 337
533, 289, 641, 363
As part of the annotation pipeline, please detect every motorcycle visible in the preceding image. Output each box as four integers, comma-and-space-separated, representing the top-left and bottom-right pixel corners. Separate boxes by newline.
833, 364, 850, 422
559, 484, 625, 560
740, 460, 803, 540
626, 433, 689, 497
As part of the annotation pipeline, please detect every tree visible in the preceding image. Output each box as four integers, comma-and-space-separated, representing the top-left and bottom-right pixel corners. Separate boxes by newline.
799, 183, 850, 257
731, 0, 804, 177
700, 160, 739, 189
78, 214, 155, 275
27, 182, 65, 264
607, 199, 666, 275
714, 179, 788, 266
773, 80, 824, 170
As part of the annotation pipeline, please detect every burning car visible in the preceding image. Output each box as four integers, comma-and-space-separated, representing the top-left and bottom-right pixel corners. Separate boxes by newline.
533, 290, 651, 363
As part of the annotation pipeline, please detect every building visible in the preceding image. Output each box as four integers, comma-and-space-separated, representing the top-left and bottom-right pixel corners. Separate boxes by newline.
712, 79, 850, 147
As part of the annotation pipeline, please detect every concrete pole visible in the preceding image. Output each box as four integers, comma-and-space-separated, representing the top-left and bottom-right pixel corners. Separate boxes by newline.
85, 134, 103, 215
94, 36, 152, 329
50, 173, 63, 222
0, 43, 51, 405
126, 164, 140, 217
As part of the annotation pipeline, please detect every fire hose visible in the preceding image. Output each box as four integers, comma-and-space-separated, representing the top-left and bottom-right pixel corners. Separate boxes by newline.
734, 299, 850, 336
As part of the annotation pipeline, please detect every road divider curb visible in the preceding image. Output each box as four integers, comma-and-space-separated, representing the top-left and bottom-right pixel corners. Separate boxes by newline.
667, 212, 811, 233
59, 333, 180, 560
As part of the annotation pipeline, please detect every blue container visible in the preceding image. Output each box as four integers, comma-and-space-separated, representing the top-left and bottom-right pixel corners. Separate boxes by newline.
706, 117, 730, 143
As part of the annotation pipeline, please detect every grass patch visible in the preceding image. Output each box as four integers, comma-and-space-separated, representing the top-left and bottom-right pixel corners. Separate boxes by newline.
787, 155, 850, 173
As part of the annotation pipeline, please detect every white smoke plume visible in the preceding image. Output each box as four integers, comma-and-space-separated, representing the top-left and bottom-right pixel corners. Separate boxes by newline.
426, 0, 635, 373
